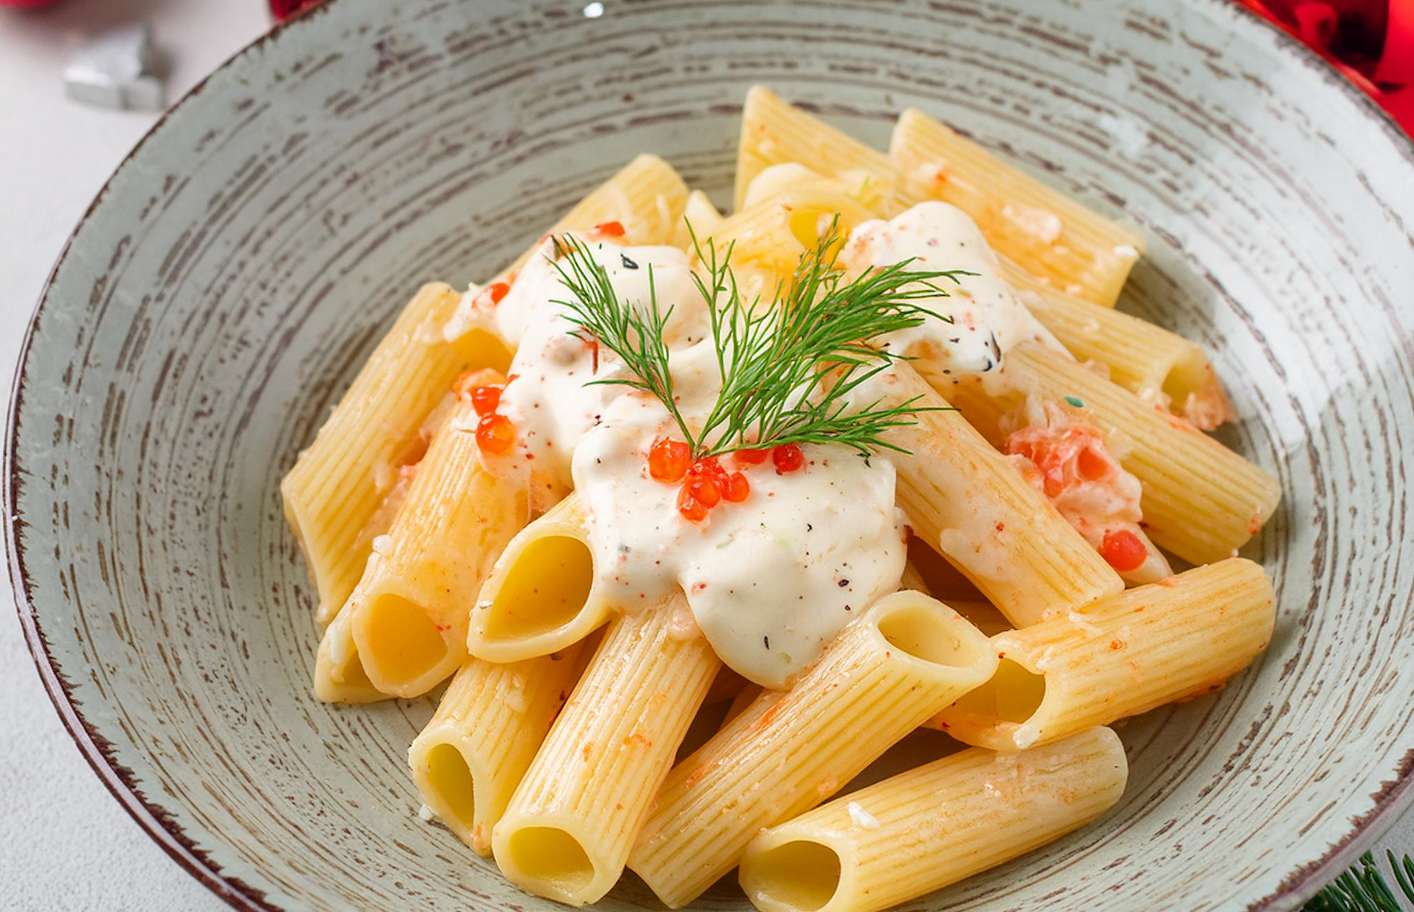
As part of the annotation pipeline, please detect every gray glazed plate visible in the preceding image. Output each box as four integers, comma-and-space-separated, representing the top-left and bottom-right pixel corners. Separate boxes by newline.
8, 1, 1414, 910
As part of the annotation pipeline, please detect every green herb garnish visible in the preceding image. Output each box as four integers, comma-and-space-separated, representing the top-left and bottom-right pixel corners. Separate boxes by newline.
1306, 851, 1414, 912
549, 217, 969, 460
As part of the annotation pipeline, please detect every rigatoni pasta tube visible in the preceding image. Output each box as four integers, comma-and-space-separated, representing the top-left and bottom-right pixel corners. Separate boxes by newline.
504, 154, 688, 275
934, 558, 1274, 751
348, 389, 530, 697
493, 593, 721, 906
467, 492, 611, 663
312, 470, 414, 703
881, 363, 1123, 626
946, 342, 1280, 564
738, 727, 1128, 912
705, 185, 877, 277
735, 86, 908, 215
313, 608, 385, 704
1006, 265, 1232, 429
281, 283, 511, 624
408, 644, 585, 856
890, 108, 1142, 307
670, 189, 724, 250
627, 590, 997, 908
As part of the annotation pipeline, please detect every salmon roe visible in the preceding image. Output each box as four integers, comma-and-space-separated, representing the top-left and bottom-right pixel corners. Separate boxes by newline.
470, 385, 502, 417
592, 220, 626, 238
1076, 446, 1110, 480
772, 444, 804, 474
475, 413, 515, 455
676, 485, 708, 522
689, 474, 722, 507
478, 281, 511, 307
648, 438, 692, 483
1100, 529, 1148, 572
687, 456, 726, 481
721, 471, 750, 502
735, 448, 769, 466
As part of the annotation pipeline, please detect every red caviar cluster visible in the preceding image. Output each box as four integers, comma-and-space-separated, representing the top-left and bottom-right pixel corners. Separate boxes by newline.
1006, 424, 1111, 499
470, 384, 516, 456
648, 439, 804, 522
1006, 420, 1149, 573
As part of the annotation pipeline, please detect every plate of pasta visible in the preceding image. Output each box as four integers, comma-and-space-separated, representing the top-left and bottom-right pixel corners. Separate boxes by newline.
9, 1, 1414, 912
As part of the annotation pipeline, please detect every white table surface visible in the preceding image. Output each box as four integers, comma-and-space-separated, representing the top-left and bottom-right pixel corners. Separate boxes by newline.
0, 2, 1410, 910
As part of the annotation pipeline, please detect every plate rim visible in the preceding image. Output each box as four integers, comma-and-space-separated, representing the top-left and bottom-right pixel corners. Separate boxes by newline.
6, 1, 1413, 910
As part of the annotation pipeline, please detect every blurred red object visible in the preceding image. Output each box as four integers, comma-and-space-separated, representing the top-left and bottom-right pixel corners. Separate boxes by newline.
270, 0, 326, 21
1237, 0, 1413, 133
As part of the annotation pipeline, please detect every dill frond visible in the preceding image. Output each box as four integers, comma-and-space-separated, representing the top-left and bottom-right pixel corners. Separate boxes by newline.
548, 218, 972, 460
1305, 851, 1414, 912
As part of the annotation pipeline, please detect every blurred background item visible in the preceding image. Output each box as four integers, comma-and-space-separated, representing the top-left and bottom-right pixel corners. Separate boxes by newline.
270, 0, 327, 22
1236, 0, 1412, 132
62, 21, 163, 111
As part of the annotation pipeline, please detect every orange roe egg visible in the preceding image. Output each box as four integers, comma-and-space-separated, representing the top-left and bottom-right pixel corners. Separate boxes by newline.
475, 413, 515, 455
735, 448, 769, 466
689, 474, 722, 507
648, 438, 691, 483
1076, 446, 1110, 480
722, 471, 750, 502
772, 444, 804, 474
470, 385, 502, 416
479, 281, 511, 307
1100, 529, 1147, 572
688, 456, 726, 482
592, 220, 626, 238
676, 485, 708, 522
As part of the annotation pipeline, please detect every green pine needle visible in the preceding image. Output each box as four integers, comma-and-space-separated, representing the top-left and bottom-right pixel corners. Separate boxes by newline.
1306, 852, 1414, 912
549, 218, 972, 460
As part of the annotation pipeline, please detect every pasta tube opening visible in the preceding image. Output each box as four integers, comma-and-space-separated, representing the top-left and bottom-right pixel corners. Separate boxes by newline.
469, 493, 607, 662
499, 825, 597, 901
875, 601, 988, 669
361, 593, 451, 688
422, 743, 476, 830
705, 186, 876, 279
411, 647, 587, 856
944, 658, 1047, 728
313, 609, 386, 704
745, 840, 844, 912
482, 536, 593, 642
1162, 349, 1232, 430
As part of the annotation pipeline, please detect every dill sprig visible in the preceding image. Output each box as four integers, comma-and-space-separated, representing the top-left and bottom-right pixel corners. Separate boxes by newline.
549, 234, 698, 448
549, 218, 971, 460
1306, 852, 1414, 912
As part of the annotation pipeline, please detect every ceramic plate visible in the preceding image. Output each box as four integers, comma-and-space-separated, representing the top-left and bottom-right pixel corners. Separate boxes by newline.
8, 1, 1414, 910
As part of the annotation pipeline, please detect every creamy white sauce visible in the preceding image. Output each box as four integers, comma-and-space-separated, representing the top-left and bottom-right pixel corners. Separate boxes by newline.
466, 237, 705, 490
742, 163, 823, 208
840, 201, 1059, 374
449, 233, 921, 687
572, 402, 906, 689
